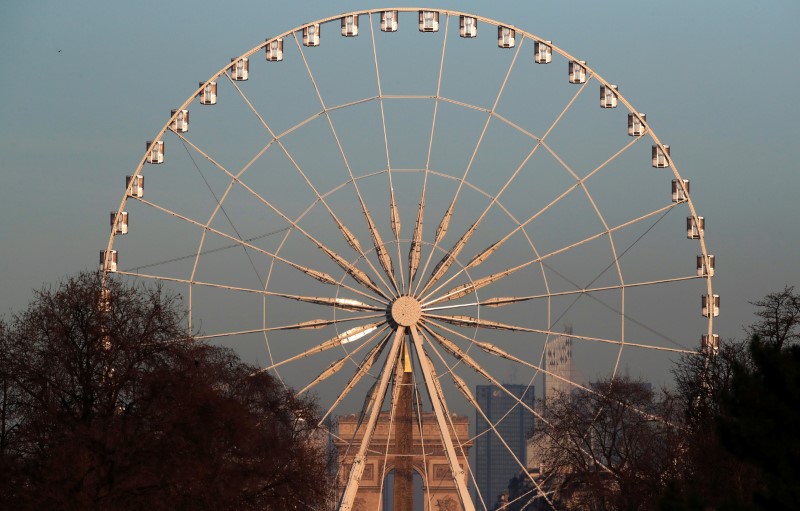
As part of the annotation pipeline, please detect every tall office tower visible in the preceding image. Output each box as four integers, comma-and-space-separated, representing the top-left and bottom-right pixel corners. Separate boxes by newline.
475, 384, 535, 508
543, 326, 577, 404
527, 327, 580, 470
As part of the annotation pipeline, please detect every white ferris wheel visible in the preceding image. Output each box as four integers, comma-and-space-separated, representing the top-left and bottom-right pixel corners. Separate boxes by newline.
102, 8, 716, 510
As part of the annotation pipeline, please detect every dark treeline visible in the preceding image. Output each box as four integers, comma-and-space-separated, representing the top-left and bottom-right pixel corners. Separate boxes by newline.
0, 272, 331, 510
525, 286, 800, 511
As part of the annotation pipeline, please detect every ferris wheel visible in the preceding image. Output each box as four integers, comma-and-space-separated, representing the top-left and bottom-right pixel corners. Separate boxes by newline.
102, 8, 716, 510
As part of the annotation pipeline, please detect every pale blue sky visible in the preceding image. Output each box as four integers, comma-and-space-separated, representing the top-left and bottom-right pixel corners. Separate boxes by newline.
1, 0, 798, 368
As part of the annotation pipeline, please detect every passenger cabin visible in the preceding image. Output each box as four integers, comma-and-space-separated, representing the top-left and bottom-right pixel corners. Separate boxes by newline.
498, 26, 515, 48
303, 24, 320, 46
146, 140, 163, 164
381, 10, 399, 32
687, 216, 705, 239
231, 57, 249, 81
672, 179, 689, 202
100, 250, 118, 273
419, 11, 439, 32
170, 109, 189, 133
341, 15, 359, 36
697, 255, 715, 277
702, 294, 720, 318
652, 145, 670, 168
534, 40, 552, 64
600, 85, 618, 108
266, 38, 284, 61
199, 81, 217, 105
628, 113, 646, 136
569, 60, 587, 83
702, 334, 720, 352
459, 16, 477, 38
126, 175, 143, 198
111, 211, 128, 235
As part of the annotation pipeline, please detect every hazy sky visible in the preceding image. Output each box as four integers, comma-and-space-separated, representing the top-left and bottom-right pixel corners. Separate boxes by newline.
2, 0, 798, 374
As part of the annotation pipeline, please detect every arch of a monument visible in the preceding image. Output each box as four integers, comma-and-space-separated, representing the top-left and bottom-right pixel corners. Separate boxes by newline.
335, 412, 471, 511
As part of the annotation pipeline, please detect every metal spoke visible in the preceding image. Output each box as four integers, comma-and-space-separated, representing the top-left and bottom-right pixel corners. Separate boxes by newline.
338, 327, 405, 511
224, 71, 396, 299
424, 316, 696, 355
414, 39, 525, 297
298, 324, 390, 394
198, 317, 383, 341
292, 33, 401, 295
419, 58, 592, 299
318, 331, 392, 426
428, 275, 701, 310
421, 202, 678, 306
408, 326, 475, 511
368, 13, 406, 293
131, 196, 385, 304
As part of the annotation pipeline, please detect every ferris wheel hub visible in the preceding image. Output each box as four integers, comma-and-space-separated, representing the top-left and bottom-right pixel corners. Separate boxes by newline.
390, 295, 422, 327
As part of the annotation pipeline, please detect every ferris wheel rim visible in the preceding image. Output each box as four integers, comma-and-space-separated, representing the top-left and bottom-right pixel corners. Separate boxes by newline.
102, 8, 715, 510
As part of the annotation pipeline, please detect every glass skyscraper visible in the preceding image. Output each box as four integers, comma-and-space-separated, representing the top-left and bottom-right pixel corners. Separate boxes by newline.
475, 384, 535, 508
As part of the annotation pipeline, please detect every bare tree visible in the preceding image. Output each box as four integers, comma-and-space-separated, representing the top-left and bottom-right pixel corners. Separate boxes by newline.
746, 285, 800, 349
0, 272, 331, 510
532, 376, 681, 511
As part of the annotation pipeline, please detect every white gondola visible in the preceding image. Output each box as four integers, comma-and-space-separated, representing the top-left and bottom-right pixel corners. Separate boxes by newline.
628, 113, 646, 136
672, 179, 689, 202
381, 10, 399, 32
231, 57, 249, 81
198, 81, 217, 105
459, 16, 477, 38
341, 15, 359, 37
702, 334, 720, 352
702, 294, 720, 318
569, 60, 587, 84
498, 26, 515, 48
100, 250, 118, 273
534, 40, 552, 64
697, 255, 715, 277
146, 140, 164, 164
687, 216, 705, 239
600, 84, 618, 108
126, 175, 143, 198
652, 145, 670, 168
419, 10, 439, 32
111, 211, 128, 235
303, 24, 320, 46
170, 109, 189, 133
266, 38, 284, 61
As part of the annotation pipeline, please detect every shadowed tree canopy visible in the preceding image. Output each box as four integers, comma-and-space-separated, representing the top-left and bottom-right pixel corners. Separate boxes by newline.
0, 272, 331, 510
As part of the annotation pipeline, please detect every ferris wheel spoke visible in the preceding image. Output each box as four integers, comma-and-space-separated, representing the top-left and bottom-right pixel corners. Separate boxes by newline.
131, 196, 386, 304
427, 322, 677, 426
425, 274, 702, 311
292, 33, 401, 297
408, 19, 450, 292
226, 71, 397, 299
408, 326, 476, 511
297, 324, 390, 395
414, 39, 525, 298
162, 132, 392, 300
252, 322, 387, 376
422, 201, 679, 306
338, 326, 405, 511
197, 318, 383, 343
449, 134, 641, 291
368, 13, 406, 294
318, 330, 393, 426
425, 315, 695, 355
417, 76, 597, 303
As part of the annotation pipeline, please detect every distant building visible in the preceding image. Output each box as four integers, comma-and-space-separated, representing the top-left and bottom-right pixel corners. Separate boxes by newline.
475, 384, 535, 508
